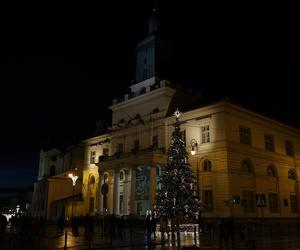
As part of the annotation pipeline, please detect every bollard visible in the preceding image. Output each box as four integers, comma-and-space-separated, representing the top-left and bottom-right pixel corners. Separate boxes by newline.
194, 226, 197, 245
64, 231, 67, 250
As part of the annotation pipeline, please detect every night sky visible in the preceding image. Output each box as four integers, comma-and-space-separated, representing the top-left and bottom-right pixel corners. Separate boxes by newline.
0, 2, 298, 189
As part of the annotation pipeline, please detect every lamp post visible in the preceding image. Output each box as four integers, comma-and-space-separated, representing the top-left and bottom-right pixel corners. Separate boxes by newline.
69, 170, 78, 218
190, 139, 202, 233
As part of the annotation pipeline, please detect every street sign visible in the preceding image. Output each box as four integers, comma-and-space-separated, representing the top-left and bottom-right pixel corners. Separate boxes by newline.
256, 194, 266, 207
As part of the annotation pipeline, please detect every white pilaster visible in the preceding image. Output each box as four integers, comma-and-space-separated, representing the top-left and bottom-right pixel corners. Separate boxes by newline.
113, 169, 120, 215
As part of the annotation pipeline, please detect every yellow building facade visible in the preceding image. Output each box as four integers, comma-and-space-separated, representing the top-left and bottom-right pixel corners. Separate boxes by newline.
32, 10, 300, 221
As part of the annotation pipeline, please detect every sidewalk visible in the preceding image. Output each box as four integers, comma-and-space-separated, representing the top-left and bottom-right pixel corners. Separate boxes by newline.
2, 223, 300, 249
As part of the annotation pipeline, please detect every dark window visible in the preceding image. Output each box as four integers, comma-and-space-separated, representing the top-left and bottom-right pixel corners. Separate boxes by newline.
290, 195, 298, 213
89, 176, 95, 184
288, 169, 297, 180
51, 155, 57, 161
120, 195, 124, 214
240, 126, 251, 145
285, 140, 294, 156
152, 135, 158, 149
269, 193, 279, 213
241, 159, 253, 174
90, 151, 96, 164
153, 108, 159, 114
50, 165, 56, 176
201, 125, 210, 143
267, 165, 277, 177
243, 191, 254, 212
134, 139, 139, 150
264, 134, 275, 152
203, 190, 213, 212
117, 144, 124, 153
103, 148, 109, 156
203, 160, 212, 172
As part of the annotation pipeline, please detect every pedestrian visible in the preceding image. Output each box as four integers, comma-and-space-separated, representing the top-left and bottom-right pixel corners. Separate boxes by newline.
218, 218, 228, 249
145, 210, 152, 243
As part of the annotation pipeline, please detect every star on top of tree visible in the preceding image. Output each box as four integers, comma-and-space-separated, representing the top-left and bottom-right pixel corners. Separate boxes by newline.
174, 109, 181, 118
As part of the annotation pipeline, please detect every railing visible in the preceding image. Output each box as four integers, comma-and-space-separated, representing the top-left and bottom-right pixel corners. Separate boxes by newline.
98, 147, 166, 162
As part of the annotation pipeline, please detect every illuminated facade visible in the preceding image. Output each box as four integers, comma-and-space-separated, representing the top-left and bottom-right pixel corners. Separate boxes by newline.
32, 10, 300, 221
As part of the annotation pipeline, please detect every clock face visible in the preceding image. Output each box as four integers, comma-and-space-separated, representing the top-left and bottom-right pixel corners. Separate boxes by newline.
101, 183, 109, 195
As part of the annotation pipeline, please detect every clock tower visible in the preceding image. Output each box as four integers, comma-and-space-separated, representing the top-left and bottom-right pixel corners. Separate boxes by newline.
135, 8, 173, 84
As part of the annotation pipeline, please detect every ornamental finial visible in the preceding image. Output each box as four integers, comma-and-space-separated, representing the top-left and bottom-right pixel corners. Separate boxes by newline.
174, 109, 181, 119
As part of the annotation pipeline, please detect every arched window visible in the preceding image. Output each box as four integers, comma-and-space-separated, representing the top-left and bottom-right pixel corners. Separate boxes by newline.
203, 160, 212, 172
89, 175, 95, 184
288, 169, 297, 180
267, 165, 277, 177
241, 159, 253, 174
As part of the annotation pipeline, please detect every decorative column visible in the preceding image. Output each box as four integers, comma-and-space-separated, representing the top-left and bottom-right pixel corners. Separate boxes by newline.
113, 169, 120, 215
149, 164, 157, 209
98, 168, 104, 214
123, 169, 131, 215
130, 168, 136, 215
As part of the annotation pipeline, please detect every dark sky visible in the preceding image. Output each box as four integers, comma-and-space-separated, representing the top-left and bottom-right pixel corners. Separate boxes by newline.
0, 2, 298, 188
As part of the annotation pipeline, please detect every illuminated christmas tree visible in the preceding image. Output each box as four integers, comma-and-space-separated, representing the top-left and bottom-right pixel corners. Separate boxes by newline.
155, 109, 200, 223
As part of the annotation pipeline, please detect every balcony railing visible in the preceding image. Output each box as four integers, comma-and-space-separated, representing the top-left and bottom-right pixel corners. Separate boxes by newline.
98, 146, 166, 162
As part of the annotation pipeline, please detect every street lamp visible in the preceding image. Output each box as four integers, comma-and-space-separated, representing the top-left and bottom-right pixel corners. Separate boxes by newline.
190, 139, 198, 155
190, 139, 202, 233
69, 169, 78, 218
